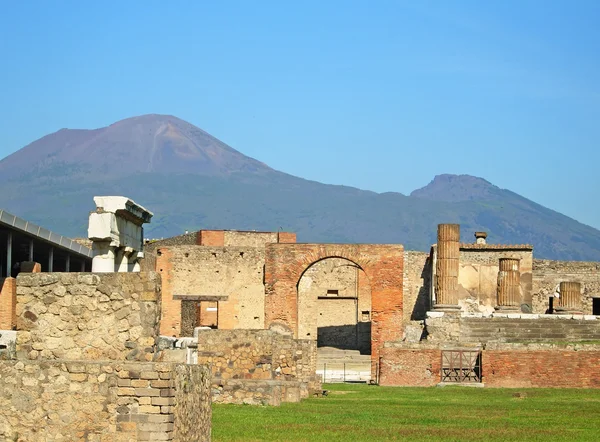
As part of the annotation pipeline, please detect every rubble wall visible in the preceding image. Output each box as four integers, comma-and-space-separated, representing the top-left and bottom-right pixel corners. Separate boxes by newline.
0, 360, 211, 442
15, 272, 161, 361
532, 259, 600, 314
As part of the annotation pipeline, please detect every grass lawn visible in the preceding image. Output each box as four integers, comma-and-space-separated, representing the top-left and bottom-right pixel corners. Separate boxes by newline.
212, 383, 600, 441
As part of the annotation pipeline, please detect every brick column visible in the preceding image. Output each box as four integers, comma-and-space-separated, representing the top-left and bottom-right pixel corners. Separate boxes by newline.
555, 281, 583, 314
495, 258, 521, 311
434, 224, 461, 312
0, 277, 17, 329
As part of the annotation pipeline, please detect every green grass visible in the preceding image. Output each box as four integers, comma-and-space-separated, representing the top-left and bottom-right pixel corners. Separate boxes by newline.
212, 383, 600, 441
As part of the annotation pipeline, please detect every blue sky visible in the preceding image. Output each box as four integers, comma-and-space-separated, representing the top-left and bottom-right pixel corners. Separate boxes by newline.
1, 1, 599, 229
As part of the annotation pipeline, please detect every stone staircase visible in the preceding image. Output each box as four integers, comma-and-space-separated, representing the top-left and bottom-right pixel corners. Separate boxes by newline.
459, 317, 600, 344
316, 347, 372, 383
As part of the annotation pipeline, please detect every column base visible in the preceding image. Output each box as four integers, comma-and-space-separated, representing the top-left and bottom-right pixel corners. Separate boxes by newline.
432, 304, 462, 313
554, 308, 583, 315
494, 305, 521, 312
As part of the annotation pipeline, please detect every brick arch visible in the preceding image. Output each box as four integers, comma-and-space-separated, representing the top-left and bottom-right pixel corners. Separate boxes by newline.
264, 243, 404, 364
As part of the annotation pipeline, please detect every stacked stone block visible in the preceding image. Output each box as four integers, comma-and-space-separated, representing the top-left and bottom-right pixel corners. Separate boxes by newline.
434, 224, 461, 312
496, 258, 521, 311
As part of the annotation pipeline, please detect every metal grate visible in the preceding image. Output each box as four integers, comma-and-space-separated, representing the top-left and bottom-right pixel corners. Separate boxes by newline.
441, 350, 481, 383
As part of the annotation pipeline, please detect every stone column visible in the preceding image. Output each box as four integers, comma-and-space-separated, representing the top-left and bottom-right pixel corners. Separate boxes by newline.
555, 281, 583, 314
434, 224, 461, 312
91, 241, 116, 272
496, 258, 521, 311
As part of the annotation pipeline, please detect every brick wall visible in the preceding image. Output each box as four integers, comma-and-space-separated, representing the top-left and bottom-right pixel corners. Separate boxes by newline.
15, 272, 161, 361
196, 230, 225, 246
532, 259, 600, 314
378, 345, 600, 388
483, 350, 600, 388
264, 243, 404, 377
0, 360, 211, 441
156, 246, 266, 336
379, 346, 441, 386
277, 232, 296, 243
0, 277, 16, 330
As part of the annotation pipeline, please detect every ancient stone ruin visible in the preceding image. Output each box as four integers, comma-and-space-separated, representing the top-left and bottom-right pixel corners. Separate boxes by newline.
1, 196, 600, 440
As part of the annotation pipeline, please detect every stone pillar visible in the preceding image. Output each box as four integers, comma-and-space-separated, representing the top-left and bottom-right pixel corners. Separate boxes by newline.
434, 224, 461, 312
556, 281, 583, 314
91, 242, 116, 273
496, 258, 521, 311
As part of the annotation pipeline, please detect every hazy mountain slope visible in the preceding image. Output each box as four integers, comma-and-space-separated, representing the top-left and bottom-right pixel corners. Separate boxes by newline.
0, 115, 598, 261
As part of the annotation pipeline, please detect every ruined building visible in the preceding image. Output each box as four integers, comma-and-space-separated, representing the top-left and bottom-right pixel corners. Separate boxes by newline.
1, 196, 600, 440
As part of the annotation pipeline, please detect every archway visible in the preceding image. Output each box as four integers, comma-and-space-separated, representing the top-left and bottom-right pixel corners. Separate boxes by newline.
297, 257, 371, 354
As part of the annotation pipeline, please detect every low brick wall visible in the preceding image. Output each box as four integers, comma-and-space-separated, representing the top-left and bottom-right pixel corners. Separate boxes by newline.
379, 346, 441, 386
0, 360, 211, 442
483, 350, 600, 388
15, 272, 161, 361
195, 329, 320, 404
0, 277, 16, 330
379, 345, 600, 388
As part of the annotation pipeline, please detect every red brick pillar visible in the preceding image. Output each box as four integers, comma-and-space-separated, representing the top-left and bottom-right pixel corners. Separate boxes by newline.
0, 277, 17, 329
495, 258, 521, 311
555, 281, 583, 314
434, 224, 461, 312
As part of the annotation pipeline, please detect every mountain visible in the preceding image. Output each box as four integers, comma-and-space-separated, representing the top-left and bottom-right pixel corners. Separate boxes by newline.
0, 114, 599, 261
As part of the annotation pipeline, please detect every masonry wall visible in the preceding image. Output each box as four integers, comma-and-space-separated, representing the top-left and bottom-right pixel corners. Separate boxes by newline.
379, 345, 600, 388
0, 277, 16, 330
457, 248, 533, 314
264, 243, 404, 374
15, 272, 161, 361
379, 346, 441, 386
141, 232, 197, 272
194, 329, 319, 405
403, 251, 431, 321
156, 246, 266, 336
483, 350, 600, 387
297, 258, 371, 353
0, 360, 211, 442
532, 259, 600, 314
196, 230, 296, 247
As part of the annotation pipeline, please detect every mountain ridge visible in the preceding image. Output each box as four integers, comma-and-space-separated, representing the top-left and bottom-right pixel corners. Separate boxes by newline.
0, 114, 599, 261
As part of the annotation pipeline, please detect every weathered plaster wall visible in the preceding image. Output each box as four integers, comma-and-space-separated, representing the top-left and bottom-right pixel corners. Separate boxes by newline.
15, 272, 161, 361
532, 259, 600, 314
297, 258, 371, 352
264, 243, 404, 373
194, 329, 320, 405
457, 248, 533, 314
196, 230, 296, 247
403, 251, 431, 321
0, 360, 211, 442
157, 246, 266, 336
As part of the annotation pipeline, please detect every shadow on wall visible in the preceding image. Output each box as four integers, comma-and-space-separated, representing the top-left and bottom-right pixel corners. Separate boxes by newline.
411, 257, 432, 320
317, 323, 371, 355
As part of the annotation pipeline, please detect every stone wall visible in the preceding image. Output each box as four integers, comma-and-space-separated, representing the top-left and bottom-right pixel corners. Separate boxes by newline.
532, 259, 600, 314
0, 277, 16, 330
403, 251, 431, 321
141, 232, 197, 272
156, 246, 266, 336
457, 248, 533, 314
297, 258, 371, 353
15, 272, 161, 361
197, 230, 296, 247
0, 360, 211, 442
193, 329, 320, 405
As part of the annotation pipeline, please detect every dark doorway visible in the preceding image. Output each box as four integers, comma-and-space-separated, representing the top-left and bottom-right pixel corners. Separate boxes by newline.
593, 298, 600, 316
